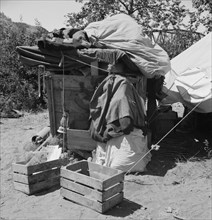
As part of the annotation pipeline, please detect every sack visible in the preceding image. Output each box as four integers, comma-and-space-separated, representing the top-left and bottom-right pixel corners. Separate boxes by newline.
95, 129, 151, 172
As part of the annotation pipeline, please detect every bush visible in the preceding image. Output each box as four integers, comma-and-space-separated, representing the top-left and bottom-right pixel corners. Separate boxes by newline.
0, 12, 48, 112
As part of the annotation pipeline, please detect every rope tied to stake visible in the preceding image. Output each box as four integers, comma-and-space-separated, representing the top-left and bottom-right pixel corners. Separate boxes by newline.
125, 93, 211, 175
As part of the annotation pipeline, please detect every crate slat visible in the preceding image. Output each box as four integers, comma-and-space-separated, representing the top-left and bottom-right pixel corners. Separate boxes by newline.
61, 177, 123, 202
61, 177, 102, 201
61, 188, 123, 213
52, 75, 95, 90
61, 187, 102, 212
88, 162, 120, 176
65, 160, 87, 171
61, 167, 103, 190
13, 159, 63, 175
14, 181, 31, 194
103, 172, 125, 189
14, 177, 60, 194
101, 192, 123, 213
12, 162, 29, 174
26, 159, 65, 175
13, 168, 60, 184
102, 182, 124, 202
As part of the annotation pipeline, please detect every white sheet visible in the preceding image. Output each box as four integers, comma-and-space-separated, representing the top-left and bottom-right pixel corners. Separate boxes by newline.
85, 13, 171, 78
162, 32, 212, 113
95, 129, 151, 173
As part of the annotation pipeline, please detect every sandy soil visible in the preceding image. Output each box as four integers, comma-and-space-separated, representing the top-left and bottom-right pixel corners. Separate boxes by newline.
0, 111, 212, 220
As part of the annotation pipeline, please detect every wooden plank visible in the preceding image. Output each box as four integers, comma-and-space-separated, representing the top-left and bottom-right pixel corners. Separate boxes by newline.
13, 159, 66, 175
103, 172, 125, 189
50, 76, 57, 135
61, 167, 103, 190
14, 176, 60, 195
64, 160, 87, 171
47, 74, 105, 135
28, 177, 60, 194
88, 170, 109, 181
27, 159, 65, 175
61, 188, 123, 213
88, 162, 121, 177
67, 129, 96, 151
61, 188, 103, 213
61, 178, 123, 203
14, 181, 30, 194
12, 162, 28, 175
102, 182, 123, 202
45, 75, 55, 136
53, 88, 93, 105
54, 103, 90, 130
54, 101, 90, 116
52, 75, 95, 90
13, 172, 29, 184
102, 192, 123, 213
13, 168, 60, 184
61, 177, 102, 201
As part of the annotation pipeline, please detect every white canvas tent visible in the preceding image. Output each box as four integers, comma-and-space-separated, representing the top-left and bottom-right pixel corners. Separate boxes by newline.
162, 32, 212, 113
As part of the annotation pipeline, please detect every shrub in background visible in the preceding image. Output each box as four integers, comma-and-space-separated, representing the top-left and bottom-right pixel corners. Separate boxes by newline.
0, 12, 48, 112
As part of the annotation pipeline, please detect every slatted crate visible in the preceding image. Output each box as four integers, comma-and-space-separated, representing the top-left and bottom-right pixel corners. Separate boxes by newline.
45, 74, 105, 136
60, 160, 124, 213
13, 159, 68, 195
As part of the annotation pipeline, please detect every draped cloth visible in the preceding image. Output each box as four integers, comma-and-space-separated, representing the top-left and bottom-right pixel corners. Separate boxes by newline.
89, 74, 147, 142
85, 13, 171, 78
17, 14, 170, 78
162, 32, 212, 113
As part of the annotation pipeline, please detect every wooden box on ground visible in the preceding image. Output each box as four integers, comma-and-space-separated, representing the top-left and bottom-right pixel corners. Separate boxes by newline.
60, 161, 124, 213
45, 74, 105, 136
13, 159, 68, 195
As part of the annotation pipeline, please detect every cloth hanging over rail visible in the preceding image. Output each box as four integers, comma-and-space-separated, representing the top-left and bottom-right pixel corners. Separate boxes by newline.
89, 74, 147, 143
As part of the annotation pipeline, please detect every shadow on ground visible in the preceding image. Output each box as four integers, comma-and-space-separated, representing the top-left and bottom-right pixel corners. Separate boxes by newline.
104, 198, 142, 217
145, 130, 212, 177
34, 185, 60, 196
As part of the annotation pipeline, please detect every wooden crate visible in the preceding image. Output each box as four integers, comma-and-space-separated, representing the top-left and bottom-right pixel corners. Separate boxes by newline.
67, 129, 96, 151
45, 74, 105, 136
13, 159, 68, 195
60, 161, 124, 213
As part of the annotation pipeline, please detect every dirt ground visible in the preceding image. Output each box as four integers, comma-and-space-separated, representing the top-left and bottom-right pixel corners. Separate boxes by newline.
0, 111, 212, 220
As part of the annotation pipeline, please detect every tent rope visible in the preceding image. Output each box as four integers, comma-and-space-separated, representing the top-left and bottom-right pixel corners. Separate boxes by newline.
57, 53, 211, 167
125, 93, 210, 175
